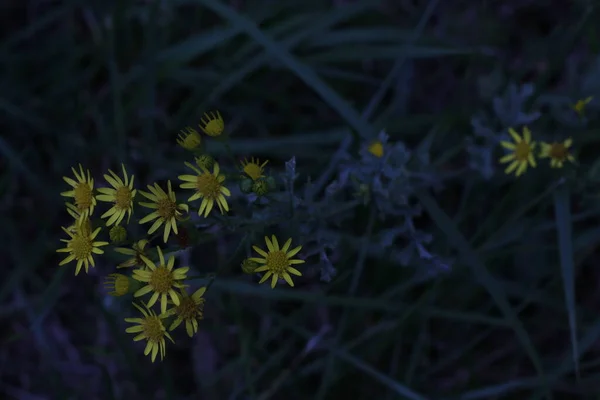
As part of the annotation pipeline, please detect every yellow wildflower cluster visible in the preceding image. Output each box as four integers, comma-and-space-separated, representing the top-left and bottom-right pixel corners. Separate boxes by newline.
55, 110, 307, 363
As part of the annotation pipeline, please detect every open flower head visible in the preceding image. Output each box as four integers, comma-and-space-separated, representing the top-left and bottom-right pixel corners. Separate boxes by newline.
104, 273, 130, 297
572, 96, 593, 118
125, 302, 174, 363
540, 138, 575, 168
132, 247, 189, 314
138, 181, 189, 243
241, 157, 268, 181
57, 226, 108, 276
115, 239, 151, 269
167, 287, 206, 337
96, 164, 137, 226
179, 162, 231, 217
199, 110, 224, 137
499, 127, 537, 177
250, 235, 305, 289
177, 127, 202, 150
61, 164, 96, 221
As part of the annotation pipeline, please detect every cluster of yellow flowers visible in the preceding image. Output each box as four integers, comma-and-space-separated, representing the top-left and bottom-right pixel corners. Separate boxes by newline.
497, 98, 591, 177
56, 111, 305, 362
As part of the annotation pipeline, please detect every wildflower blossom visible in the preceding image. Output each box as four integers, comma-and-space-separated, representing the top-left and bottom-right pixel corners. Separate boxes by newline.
179, 162, 230, 217
540, 138, 575, 168
96, 164, 137, 226
241, 157, 268, 181
125, 303, 173, 362
132, 247, 189, 314
177, 127, 202, 150
104, 273, 130, 297
199, 110, 224, 137
138, 181, 189, 243
115, 239, 150, 268
167, 287, 206, 337
61, 164, 96, 221
57, 226, 108, 276
368, 141, 384, 158
499, 126, 536, 177
250, 236, 304, 289
65, 203, 92, 235
572, 96, 593, 118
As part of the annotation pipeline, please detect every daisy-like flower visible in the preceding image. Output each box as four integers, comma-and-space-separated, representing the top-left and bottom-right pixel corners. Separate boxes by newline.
499, 126, 537, 177
177, 127, 202, 150
179, 162, 231, 217
56, 226, 109, 275
572, 96, 593, 118
199, 110, 224, 137
132, 246, 189, 314
368, 141, 384, 158
125, 302, 174, 363
240, 157, 268, 181
167, 287, 206, 337
96, 164, 137, 226
138, 181, 189, 243
250, 235, 305, 289
115, 239, 150, 269
65, 203, 92, 236
540, 138, 575, 168
104, 273, 130, 297
61, 164, 96, 222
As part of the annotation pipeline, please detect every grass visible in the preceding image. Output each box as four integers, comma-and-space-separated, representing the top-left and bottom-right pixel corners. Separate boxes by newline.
2, 0, 600, 399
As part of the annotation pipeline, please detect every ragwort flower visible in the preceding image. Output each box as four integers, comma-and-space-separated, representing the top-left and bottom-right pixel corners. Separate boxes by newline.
572, 96, 593, 118
241, 157, 268, 181
57, 225, 108, 276
61, 164, 96, 221
499, 126, 536, 177
250, 235, 304, 289
115, 239, 150, 269
125, 302, 174, 363
540, 138, 575, 168
167, 287, 206, 337
138, 181, 189, 243
104, 273, 130, 297
96, 164, 137, 226
179, 162, 231, 217
132, 247, 189, 314
199, 110, 224, 137
177, 127, 202, 150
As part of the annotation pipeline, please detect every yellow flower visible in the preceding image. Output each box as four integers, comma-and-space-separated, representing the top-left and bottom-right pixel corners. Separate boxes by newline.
125, 302, 174, 363
104, 273, 130, 296
138, 181, 189, 243
240, 157, 268, 181
60, 164, 96, 221
540, 138, 575, 168
56, 226, 108, 276
199, 110, 224, 137
167, 287, 206, 337
249, 235, 304, 289
499, 127, 537, 177
115, 239, 150, 268
177, 127, 202, 150
571, 96, 593, 118
179, 162, 231, 218
96, 164, 136, 226
368, 141, 384, 158
65, 203, 92, 236
132, 247, 189, 314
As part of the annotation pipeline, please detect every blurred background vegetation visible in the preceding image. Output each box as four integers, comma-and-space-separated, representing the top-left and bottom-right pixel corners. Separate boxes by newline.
3, 0, 600, 399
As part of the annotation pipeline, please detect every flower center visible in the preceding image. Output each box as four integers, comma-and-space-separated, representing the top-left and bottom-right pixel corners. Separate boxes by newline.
149, 266, 174, 293
243, 164, 262, 181
115, 186, 132, 209
142, 316, 165, 342
514, 141, 531, 161
157, 198, 176, 219
265, 251, 289, 274
196, 174, 220, 198
71, 234, 93, 260
549, 143, 568, 161
74, 183, 93, 211
177, 296, 204, 320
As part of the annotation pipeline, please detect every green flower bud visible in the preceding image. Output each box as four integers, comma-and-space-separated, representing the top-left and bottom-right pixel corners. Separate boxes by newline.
195, 154, 215, 170
265, 176, 276, 190
109, 225, 127, 244
241, 258, 259, 274
239, 177, 253, 194
252, 178, 269, 196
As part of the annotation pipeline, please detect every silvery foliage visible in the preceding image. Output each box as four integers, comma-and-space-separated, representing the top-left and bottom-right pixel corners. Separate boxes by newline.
468, 81, 541, 179
325, 130, 452, 276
